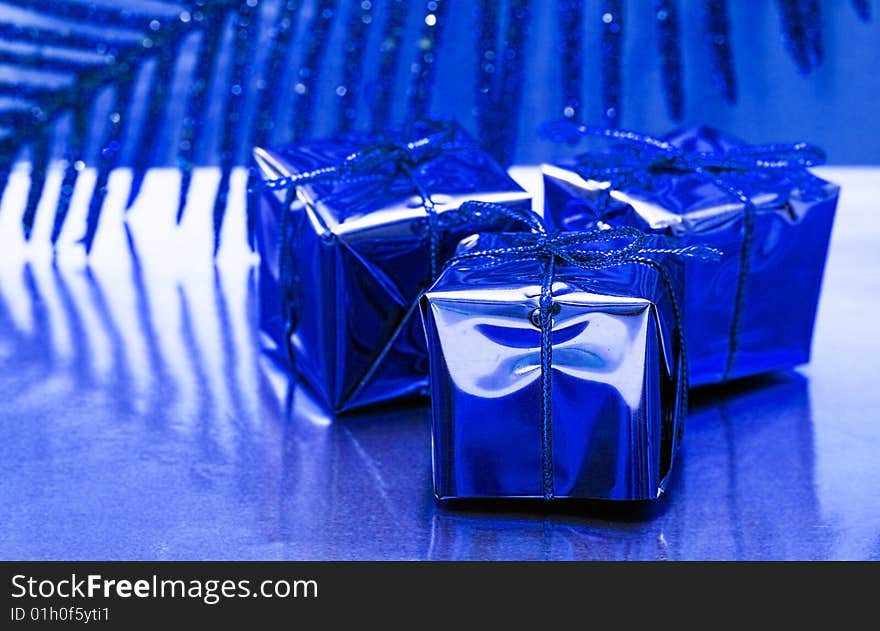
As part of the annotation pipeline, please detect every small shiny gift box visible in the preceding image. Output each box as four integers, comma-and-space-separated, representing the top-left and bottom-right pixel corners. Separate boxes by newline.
420, 225, 700, 501
542, 124, 839, 386
253, 121, 532, 413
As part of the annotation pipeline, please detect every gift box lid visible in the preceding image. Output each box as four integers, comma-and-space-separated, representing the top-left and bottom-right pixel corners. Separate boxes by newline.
254, 120, 531, 239
542, 125, 839, 235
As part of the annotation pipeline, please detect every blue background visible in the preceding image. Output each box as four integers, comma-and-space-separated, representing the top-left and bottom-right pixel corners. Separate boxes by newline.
297, 0, 880, 164
2, 0, 878, 256
522, 0, 880, 164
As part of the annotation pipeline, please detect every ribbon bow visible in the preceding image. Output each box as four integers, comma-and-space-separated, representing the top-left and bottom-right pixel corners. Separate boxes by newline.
447, 201, 719, 500
539, 120, 827, 215
539, 120, 826, 180
539, 120, 826, 381
259, 122, 472, 192
449, 202, 719, 271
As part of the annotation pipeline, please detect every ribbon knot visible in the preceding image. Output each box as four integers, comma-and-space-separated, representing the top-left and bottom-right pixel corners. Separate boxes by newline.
539, 120, 826, 182
449, 212, 693, 273
339, 142, 415, 175
534, 232, 565, 260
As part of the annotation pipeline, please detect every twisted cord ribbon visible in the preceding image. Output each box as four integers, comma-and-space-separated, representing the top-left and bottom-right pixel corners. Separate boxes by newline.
539, 120, 826, 381
259, 123, 471, 193
257, 129, 541, 409
447, 202, 720, 499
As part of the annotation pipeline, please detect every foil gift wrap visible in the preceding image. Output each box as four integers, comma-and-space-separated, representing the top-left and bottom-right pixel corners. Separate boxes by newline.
253, 121, 533, 413
420, 215, 718, 501
541, 123, 839, 386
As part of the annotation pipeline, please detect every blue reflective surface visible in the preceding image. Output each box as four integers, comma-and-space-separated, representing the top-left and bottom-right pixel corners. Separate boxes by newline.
1, 168, 879, 560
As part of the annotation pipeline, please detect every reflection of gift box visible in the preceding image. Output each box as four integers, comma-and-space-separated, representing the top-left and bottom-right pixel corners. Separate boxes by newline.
420, 227, 703, 501
683, 373, 818, 558
542, 124, 839, 386
253, 121, 532, 413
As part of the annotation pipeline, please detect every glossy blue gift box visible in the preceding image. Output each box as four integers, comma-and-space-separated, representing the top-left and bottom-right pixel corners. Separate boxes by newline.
253, 121, 532, 413
542, 126, 839, 386
420, 230, 688, 501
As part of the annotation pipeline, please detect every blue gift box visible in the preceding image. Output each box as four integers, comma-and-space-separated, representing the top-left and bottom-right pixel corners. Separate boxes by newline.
420, 225, 705, 501
253, 121, 533, 413
542, 124, 839, 386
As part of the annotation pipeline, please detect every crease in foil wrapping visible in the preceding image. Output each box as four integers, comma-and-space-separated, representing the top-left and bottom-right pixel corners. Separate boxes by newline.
253, 120, 532, 413
421, 231, 691, 501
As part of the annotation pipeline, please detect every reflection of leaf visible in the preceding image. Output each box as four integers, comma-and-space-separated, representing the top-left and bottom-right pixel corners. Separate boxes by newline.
0, 0, 402, 255
0, 1, 303, 253
2, 2, 191, 245
1, 2, 201, 250
0, 1, 871, 256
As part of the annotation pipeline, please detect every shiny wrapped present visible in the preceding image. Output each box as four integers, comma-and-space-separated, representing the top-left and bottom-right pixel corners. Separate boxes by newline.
253, 121, 533, 413
541, 123, 839, 386
420, 213, 718, 501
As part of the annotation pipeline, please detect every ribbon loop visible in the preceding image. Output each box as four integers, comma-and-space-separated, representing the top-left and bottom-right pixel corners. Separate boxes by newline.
447, 208, 716, 273
450, 200, 546, 235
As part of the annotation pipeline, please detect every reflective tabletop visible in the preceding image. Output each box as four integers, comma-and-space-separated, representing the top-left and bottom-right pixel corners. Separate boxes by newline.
1, 167, 878, 560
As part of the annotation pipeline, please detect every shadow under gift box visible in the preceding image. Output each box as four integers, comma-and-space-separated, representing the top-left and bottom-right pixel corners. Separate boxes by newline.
420, 233, 686, 501
542, 126, 839, 386
253, 122, 532, 414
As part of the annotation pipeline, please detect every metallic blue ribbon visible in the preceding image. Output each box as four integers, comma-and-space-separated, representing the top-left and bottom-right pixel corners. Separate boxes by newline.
447, 201, 720, 499
539, 120, 826, 180
260, 123, 471, 194
539, 120, 826, 381
257, 129, 541, 409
